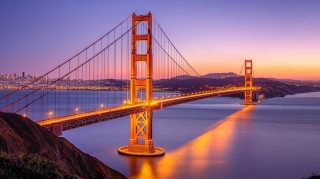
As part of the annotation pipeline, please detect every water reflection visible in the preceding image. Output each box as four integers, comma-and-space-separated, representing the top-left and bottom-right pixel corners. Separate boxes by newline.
126, 105, 255, 179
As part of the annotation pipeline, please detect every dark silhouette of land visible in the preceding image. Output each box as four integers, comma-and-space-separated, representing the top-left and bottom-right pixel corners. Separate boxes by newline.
0, 112, 126, 179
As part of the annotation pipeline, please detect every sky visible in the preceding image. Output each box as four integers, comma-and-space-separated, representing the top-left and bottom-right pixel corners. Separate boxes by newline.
0, 0, 319, 80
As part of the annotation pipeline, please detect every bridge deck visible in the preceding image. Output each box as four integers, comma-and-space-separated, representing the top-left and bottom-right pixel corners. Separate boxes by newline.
37, 87, 261, 131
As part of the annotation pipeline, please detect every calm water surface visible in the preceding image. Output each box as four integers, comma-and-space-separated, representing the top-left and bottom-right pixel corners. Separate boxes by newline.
59, 92, 320, 179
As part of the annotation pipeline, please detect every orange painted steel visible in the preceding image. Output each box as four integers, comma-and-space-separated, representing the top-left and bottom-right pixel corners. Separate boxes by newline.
244, 59, 253, 104
118, 12, 164, 156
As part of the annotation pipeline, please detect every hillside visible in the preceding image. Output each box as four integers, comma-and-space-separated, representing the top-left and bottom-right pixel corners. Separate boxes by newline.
0, 112, 126, 179
271, 78, 320, 87
202, 72, 239, 79
155, 76, 320, 98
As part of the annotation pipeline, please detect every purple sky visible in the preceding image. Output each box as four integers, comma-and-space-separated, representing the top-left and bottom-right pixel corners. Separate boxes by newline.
1, 0, 319, 80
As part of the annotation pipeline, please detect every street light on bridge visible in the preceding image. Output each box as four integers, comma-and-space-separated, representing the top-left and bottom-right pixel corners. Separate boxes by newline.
48, 111, 54, 118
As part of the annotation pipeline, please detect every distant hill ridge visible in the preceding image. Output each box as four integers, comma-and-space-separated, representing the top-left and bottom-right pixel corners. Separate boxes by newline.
155, 75, 320, 98
202, 72, 239, 79
172, 72, 239, 80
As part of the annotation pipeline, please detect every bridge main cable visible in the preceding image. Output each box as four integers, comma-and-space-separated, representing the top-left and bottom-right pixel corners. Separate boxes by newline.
0, 15, 132, 105
153, 17, 202, 77
1, 16, 138, 114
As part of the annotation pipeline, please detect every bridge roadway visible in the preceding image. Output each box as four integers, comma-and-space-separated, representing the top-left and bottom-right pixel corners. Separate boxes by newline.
37, 86, 261, 132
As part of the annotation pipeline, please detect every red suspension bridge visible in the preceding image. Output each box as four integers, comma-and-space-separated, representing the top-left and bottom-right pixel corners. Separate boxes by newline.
0, 12, 261, 156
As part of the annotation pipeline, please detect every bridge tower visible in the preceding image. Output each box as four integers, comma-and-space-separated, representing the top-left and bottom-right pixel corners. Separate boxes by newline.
118, 12, 165, 156
244, 59, 253, 105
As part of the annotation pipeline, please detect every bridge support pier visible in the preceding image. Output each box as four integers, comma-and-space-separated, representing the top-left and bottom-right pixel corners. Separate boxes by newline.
118, 108, 164, 156
128, 109, 154, 153
118, 12, 165, 156
52, 123, 63, 136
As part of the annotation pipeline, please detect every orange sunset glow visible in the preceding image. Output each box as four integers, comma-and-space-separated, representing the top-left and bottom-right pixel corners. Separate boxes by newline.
1, 1, 320, 179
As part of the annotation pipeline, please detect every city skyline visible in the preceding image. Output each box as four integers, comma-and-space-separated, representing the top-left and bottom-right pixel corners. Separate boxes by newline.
1, 0, 319, 80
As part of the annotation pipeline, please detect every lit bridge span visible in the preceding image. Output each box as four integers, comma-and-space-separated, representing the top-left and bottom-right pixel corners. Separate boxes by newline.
38, 87, 260, 131
0, 12, 261, 156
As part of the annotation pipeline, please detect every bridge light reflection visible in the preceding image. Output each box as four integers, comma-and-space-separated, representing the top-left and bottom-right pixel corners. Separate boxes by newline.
127, 105, 255, 179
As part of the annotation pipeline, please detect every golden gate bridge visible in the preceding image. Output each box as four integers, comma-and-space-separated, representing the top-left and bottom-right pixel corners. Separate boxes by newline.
0, 12, 261, 156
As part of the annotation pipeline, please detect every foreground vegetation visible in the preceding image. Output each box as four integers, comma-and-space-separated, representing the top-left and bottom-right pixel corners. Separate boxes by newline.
0, 154, 75, 179
0, 112, 126, 179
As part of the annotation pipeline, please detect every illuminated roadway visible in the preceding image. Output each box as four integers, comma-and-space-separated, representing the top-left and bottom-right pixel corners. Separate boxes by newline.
37, 86, 261, 131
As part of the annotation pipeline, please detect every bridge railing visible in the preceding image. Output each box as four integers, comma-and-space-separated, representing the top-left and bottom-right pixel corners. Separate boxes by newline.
37, 86, 261, 130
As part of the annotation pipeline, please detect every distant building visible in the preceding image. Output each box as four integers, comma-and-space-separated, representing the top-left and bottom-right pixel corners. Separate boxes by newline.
22, 72, 25, 78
